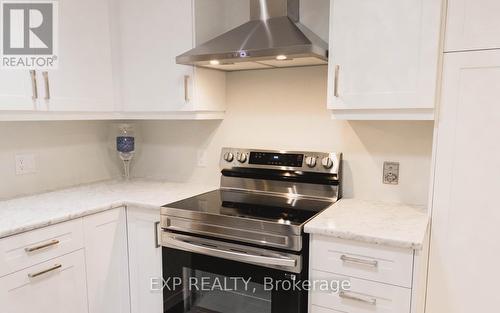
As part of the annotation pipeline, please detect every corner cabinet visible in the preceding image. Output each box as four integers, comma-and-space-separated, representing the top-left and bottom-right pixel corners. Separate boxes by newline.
327, 0, 444, 120
114, 0, 226, 117
83, 207, 131, 313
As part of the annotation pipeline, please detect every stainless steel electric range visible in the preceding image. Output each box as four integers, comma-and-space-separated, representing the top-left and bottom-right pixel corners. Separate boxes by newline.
160, 148, 342, 313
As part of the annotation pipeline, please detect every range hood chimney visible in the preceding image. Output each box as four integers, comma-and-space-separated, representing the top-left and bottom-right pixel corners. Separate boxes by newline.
176, 0, 328, 71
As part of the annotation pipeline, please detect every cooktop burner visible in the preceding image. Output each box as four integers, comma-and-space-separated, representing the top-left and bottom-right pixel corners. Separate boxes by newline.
164, 189, 333, 226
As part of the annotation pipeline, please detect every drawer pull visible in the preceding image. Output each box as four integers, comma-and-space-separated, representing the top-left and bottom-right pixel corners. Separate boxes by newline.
339, 291, 377, 305
154, 221, 161, 248
29, 70, 38, 100
25, 239, 60, 253
333, 64, 340, 97
184, 75, 190, 102
340, 254, 378, 267
42, 71, 50, 100
28, 263, 62, 279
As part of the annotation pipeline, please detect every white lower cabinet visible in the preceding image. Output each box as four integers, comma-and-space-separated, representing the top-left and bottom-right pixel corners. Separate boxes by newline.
309, 235, 427, 313
83, 207, 131, 313
127, 206, 163, 313
0, 206, 163, 313
0, 249, 88, 313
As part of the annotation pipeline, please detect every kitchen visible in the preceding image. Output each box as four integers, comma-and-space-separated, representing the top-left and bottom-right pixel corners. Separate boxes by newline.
0, 0, 498, 313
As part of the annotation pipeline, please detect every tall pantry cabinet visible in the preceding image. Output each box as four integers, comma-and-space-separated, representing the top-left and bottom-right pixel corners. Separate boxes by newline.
426, 1, 500, 312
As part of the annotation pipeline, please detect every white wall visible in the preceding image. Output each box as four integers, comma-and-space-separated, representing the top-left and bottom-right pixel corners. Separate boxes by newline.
133, 66, 434, 205
0, 121, 119, 199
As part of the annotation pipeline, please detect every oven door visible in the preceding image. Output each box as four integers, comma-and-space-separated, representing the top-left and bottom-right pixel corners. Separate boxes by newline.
161, 232, 307, 313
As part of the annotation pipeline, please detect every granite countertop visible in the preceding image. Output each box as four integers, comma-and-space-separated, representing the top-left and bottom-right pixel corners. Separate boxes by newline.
0, 179, 217, 239
304, 199, 430, 250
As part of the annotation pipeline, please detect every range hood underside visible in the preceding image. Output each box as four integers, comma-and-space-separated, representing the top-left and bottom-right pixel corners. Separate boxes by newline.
176, 16, 328, 71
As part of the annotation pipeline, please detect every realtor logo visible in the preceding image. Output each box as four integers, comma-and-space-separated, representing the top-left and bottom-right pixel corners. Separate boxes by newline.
1, 1, 58, 69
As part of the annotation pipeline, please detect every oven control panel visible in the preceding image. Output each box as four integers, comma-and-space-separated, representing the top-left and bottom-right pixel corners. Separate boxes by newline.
249, 152, 304, 167
220, 147, 342, 174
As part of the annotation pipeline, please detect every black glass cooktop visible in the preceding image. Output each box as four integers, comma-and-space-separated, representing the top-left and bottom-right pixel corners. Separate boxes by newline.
164, 189, 333, 226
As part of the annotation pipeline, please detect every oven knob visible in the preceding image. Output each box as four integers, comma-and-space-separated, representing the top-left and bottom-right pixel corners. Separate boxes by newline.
305, 156, 317, 168
223, 152, 234, 162
237, 153, 247, 163
322, 157, 334, 169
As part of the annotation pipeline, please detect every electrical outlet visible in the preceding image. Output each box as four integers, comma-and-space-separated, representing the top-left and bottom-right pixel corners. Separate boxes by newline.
383, 161, 399, 185
197, 149, 208, 167
15, 153, 37, 175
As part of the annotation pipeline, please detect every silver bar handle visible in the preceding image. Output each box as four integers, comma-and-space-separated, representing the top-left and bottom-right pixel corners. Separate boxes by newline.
42, 71, 50, 100
339, 291, 377, 305
163, 235, 296, 268
184, 75, 190, 102
340, 254, 378, 267
154, 221, 160, 248
28, 263, 62, 279
334, 64, 340, 97
29, 70, 38, 100
25, 239, 60, 253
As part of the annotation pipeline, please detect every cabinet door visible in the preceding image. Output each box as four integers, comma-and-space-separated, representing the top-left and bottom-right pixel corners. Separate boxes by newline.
0, 249, 88, 313
0, 70, 37, 111
327, 0, 442, 119
42, 0, 114, 112
83, 207, 130, 313
426, 50, 500, 313
445, 0, 500, 51
117, 0, 194, 112
127, 207, 163, 313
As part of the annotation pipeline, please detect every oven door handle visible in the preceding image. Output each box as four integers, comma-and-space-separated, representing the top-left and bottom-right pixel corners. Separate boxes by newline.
162, 235, 297, 268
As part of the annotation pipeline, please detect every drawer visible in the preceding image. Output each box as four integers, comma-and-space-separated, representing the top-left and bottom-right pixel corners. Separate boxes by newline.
0, 218, 84, 277
0, 249, 88, 313
310, 270, 412, 313
310, 235, 414, 287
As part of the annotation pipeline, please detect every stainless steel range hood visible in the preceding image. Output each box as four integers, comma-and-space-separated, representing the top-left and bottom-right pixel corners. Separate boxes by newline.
176, 0, 328, 71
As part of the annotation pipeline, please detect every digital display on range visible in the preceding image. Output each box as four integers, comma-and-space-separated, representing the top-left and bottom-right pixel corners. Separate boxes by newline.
249, 152, 304, 167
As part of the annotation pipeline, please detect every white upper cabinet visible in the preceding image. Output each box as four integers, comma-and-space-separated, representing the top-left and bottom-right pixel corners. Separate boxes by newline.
445, 0, 500, 52
115, 0, 226, 114
41, 0, 115, 112
327, 0, 444, 120
0, 0, 115, 114
0, 71, 37, 111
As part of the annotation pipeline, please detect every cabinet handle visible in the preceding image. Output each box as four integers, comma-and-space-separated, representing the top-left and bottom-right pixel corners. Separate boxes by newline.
184, 75, 190, 102
154, 221, 160, 248
25, 239, 60, 253
340, 254, 378, 267
42, 71, 50, 100
333, 64, 340, 97
339, 291, 377, 305
29, 70, 38, 100
28, 263, 62, 279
